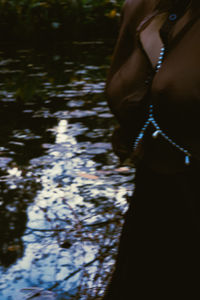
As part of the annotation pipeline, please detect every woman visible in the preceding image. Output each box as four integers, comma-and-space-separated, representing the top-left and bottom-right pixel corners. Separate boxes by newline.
103, 0, 200, 299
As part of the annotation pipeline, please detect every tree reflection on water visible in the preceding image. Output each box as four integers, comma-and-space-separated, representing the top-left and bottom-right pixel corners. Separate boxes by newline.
0, 178, 26, 267
0, 42, 134, 299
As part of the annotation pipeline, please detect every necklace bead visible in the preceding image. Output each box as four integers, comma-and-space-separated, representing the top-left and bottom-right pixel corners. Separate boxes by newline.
169, 14, 177, 21
152, 130, 161, 139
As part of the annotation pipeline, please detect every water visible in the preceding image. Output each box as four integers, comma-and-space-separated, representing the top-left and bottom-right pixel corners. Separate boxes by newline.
0, 41, 135, 299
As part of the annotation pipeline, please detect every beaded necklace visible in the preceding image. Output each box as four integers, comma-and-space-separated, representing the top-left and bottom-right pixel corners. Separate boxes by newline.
133, 44, 192, 166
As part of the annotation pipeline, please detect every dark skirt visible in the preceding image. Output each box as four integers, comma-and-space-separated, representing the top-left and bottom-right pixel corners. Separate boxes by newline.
103, 161, 200, 299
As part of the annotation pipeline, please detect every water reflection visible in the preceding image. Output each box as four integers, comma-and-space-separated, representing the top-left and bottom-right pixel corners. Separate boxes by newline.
0, 167, 41, 268
0, 42, 134, 299
0, 180, 25, 267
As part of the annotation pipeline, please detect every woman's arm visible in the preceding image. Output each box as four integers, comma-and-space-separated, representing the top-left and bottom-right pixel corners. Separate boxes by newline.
106, 0, 137, 86
106, 0, 151, 124
106, 0, 151, 162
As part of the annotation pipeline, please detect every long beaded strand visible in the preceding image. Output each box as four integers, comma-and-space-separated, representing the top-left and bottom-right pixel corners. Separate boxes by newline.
133, 46, 191, 165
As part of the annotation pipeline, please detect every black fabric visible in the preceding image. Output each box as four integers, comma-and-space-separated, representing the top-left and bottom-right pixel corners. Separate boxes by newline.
156, 0, 191, 13
103, 162, 200, 299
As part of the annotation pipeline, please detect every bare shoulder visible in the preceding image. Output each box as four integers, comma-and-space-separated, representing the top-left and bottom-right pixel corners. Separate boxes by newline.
122, 0, 157, 16
123, 0, 144, 11
123, 0, 157, 7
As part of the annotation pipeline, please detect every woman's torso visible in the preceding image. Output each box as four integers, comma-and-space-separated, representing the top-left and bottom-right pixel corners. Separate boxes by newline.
142, 1, 200, 172
107, 0, 200, 173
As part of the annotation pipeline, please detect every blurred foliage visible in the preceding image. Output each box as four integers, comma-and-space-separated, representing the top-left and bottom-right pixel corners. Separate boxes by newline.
0, 0, 124, 43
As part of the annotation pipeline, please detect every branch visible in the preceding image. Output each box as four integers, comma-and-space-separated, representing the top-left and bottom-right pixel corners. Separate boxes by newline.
48, 245, 116, 291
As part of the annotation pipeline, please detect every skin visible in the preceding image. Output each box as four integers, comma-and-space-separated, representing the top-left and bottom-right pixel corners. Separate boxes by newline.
106, 0, 200, 173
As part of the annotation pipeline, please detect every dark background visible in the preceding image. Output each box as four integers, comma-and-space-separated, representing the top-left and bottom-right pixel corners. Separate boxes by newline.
0, 0, 123, 44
